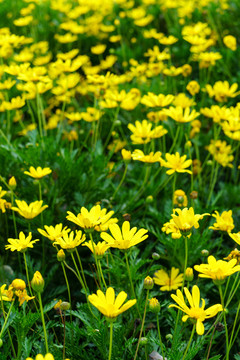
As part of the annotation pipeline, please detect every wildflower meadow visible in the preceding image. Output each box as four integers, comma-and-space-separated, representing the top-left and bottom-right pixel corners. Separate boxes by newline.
1, 0, 240, 359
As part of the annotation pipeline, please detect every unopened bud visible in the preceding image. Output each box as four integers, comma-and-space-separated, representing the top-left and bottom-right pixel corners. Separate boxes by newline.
31, 271, 44, 293
185, 267, 194, 282
146, 195, 153, 203
152, 252, 160, 260
8, 176, 17, 190
57, 249, 65, 262
139, 337, 148, 346
144, 276, 154, 290
60, 301, 71, 311
0, 338, 3, 347
201, 249, 209, 257
190, 191, 198, 200
11, 279, 26, 291
149, 297, 160, 313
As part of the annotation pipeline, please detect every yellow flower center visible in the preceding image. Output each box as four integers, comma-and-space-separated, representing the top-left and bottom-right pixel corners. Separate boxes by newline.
188, 307, 206, 321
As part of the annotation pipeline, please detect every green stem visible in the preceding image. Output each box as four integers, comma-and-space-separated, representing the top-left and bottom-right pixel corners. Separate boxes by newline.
112, 163, 128, 200
229, 300, 240, 351
61, 262, 72, 324
89, 233, 102, 290
219, 285, 229, 360
98, 259, 107, 290
38, 292, 49, 353
0, 299, 15, 339
172, 173, 176, 208
133, 290, 149, 360
206, 163, 219, 207
183, 236, 188, 288
70, 252, 87, 294
75, 248, 88, 290
182, 324, 195, 360
124, 252, 136, 299
157, 313, 165, 360
108, 321, 114, 360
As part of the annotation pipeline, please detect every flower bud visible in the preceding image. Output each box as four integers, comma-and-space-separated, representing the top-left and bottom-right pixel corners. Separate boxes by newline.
144, 276, 154, 290
60, 301, 71, 311
201, 249, 209, 257
146, 195, 153, 204
152, 252, 160, 260
8, 176, 17, 190
121, 149, 131, 161
57, 249, 65, 262
185, 267, 194, 281
31, 271, 44, 293
0, 338, 3, 347
190, 191, 198, 199
139, 337, 148, 346
11, 279, 26, 291
166, 333, 173, 341
149, 297, 160, 313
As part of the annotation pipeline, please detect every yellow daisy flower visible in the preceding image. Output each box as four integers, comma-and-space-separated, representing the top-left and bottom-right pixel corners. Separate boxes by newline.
53, 230, 86, 251
38, 224, 70, 242
82, 240, 111, 256
88, 287, 136, 319
153, 267, 183, 291
194, 255, 240, 284
160, 152, 192, 175
100, 221, 148, 250
209, 210, 234, 232
171, 207, 209, 235
169, 285, 222, 335
11, 200, 48, 219
24, 166, 52, 179
5, 232, 39, 252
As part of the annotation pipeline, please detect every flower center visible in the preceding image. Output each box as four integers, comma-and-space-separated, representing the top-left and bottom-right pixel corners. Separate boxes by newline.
188, 307, 206, 321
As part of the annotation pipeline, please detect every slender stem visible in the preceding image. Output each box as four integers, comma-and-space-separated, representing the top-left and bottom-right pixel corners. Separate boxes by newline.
70, 252, 87, 293
157, 313, 165, 359
61, 262, 72, 324
23, 252, 38, 312
75, 248, 88, 290
229, 300, 240, 351
206, 163, 219, 207
108, 321, 114, 360
112, 163, 128, 200
182, 236, 188, 288
219, 285, 229, 360
98, 259, 107, 290
172, 173, 176, 208
38, 292, 49, 353
133, 290, 149, 360
89, 233, 102, 290
124, 252, 136, 299
0, 299, 15, 339
182, 324, 195, 360
63, 312, 66, 360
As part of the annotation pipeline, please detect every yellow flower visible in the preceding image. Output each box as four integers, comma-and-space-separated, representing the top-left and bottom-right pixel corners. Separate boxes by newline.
209, 210, 234, 232
121, 149, 132, 161
224, 248, 240, 264
204, 81, 240, 102
160, 152, 192, 175
173, 189, 188, 207
141, 92, 174, 107
162, 219, 182, 239
131, 149, 162, 163
171, 207, 209, 235
38, 224, 70, 242
128, 120, 167, 144
11, 279, 26, 291
15, 289, 35, 306
148, 297, 160, 313
100, 221, 148, 250
11, 200, 48, 219
91, 44, 107, 55
5, 232, 39, 252
24, 166, 52, 179
88, 287, 136, 319
0, 284, 13, 302
223, 35, 237, 51
153, 267, 183, 291
66, 205, 117, 232
163, 106, 200, 123
194, 255, 240, 284
186, 80, 200, 95
229, 232, 240, 245
26, 354, 70, 360
53, 230, 86, 251
82, 240, 111, 256
169, 285, 222, 335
